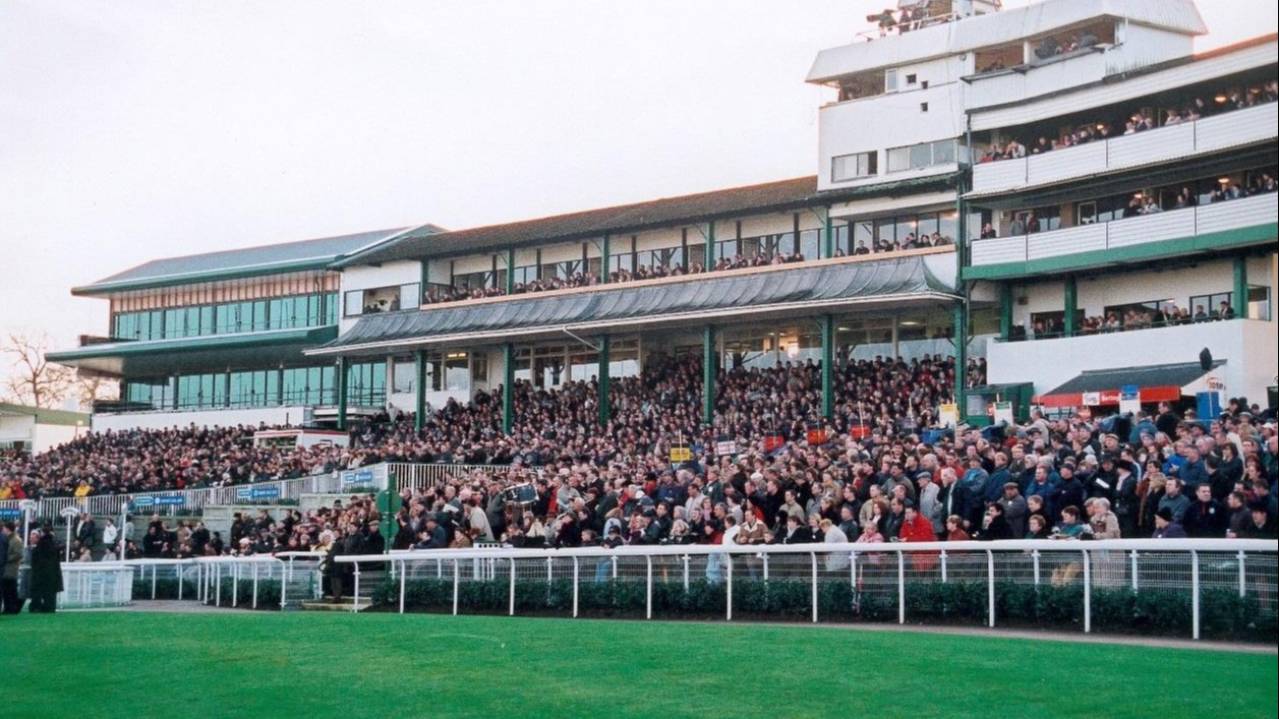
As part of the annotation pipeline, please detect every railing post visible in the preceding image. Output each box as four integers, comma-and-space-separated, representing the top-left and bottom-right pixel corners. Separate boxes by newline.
215, 563, 221, 607
452, 561, 460, 616
1081, 550, 1091, 634
940, 550, 948, 583
352, 564, 360, 613
437, 558, 442, 579
682, 555, 690, 592
1130, 551, 1139, 592
611, 556, 618, 580
1237, 550, 1246, 598
151, 564, 158, 599
279, 563, 287, 609
986, 549, 995, 628
509, 558, 516, 617
1191, 550, 1200, 640
232, 563, 239, 607
725, 551, 733, 622
849, 552, 857, 595
645, 556, 653, 620
897, 551, 905, 625
1032, 550, 1041, 587
177, 565, 184, 601
572, 557, 579, 618
252, 562, 259, 609
811, 552, 819, 624
399, 559, 407, 614
762, 553, 769, 581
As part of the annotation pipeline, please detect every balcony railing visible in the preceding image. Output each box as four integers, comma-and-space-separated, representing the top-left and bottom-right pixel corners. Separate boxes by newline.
969, 193, 1277, 268
971, 103, 1279, 195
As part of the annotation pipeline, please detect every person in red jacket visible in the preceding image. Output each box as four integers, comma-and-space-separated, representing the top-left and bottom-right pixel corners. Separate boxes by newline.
899, 501, 938, 571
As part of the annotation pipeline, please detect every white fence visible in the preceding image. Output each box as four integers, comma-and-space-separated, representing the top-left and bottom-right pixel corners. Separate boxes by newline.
971, 102, 1278, 194
969, 193, 1277, 267
340, 539, 1277, 641
57, 563, 135, 610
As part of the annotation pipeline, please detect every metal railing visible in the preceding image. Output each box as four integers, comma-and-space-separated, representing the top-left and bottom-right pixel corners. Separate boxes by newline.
57, 563, 136, 610
339, 538, 1276, 641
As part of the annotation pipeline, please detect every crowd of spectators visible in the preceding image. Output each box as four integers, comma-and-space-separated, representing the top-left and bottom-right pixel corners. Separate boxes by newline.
976, 80, 1278, 164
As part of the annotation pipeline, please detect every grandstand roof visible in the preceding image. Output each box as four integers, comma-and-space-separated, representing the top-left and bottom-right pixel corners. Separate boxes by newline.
312, 253, 956, 355
330, 174, 957, 268
72, 225, 445, 296
0, 402, 89, 427
46, 325, 338, 376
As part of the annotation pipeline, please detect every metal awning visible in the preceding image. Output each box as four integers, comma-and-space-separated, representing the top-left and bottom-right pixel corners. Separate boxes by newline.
311, 255, 956, 356
47, 326, 338, 377
1036, 360, 1225, 407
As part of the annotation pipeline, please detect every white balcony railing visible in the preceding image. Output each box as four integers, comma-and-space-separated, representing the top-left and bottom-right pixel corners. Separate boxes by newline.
972, 103, 1279, 194
969, 193, 1278, 267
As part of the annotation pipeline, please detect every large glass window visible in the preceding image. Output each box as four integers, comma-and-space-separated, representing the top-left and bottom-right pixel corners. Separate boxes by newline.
124, 378, 173, 409
831, 152, 877, 182
282, 365, 336, 406
228, 369, 279, 408
176, 373, 227, 409
392, 356, 416, 394
886, 139, 958, 173
346, 360, 387, 406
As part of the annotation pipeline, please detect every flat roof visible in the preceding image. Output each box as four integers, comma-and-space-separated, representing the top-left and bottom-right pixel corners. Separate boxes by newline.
0, 402, 90, 427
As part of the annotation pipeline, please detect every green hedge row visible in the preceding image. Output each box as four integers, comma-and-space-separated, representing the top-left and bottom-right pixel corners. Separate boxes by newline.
371, 577, 1275, 641
128, 577, 281, 609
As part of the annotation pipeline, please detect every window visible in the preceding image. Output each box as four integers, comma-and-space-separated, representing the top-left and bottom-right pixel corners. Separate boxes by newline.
884, 68, 898, 92
886, 139, 958, 173
392, 356, 416, 394
905, 73, 917, 85
346, 360, 387, 406
1189, 292, 1232, 320
229, 370, 278, 408
919, 102, 928, 112
831, 152, 877, 182
282, 365, 336, 406
345, 285, 413, 316
1247, 286, 1271, 321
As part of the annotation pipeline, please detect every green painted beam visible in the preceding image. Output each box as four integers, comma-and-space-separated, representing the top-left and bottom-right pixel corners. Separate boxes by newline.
998, 282, 1013, 341
952, 302, 968, 421
704, 221, 715, 269
820, 314, 834, 420
414, 349, 426, 432
1063, 276, 1078, 338
46, 325, 339, 363
505, 248, 516, 295
597, 335, 610, 427
601, 235, 611, 284
502, 343, 515, 435
336, 356, 349, 431
822, 208, 834, 260
962, 223, 1277, 280
1232, 255, 1248, 319
702, 325, 715, 427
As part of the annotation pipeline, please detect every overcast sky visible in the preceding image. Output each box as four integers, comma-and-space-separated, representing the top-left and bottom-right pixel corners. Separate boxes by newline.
1, 0, 1274, 380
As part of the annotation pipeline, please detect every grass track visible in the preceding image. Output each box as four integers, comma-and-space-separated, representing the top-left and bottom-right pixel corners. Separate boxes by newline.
1, 611, 1275, 719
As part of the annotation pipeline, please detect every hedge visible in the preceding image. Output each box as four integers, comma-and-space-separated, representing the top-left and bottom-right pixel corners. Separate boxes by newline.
371, 576, 1275, 642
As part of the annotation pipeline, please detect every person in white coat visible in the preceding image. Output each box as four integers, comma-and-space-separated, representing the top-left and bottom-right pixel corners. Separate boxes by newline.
821, 519, 850, 572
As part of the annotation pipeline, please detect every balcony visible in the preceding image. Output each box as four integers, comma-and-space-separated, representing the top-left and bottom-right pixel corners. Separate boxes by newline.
966, 193, 1278, 278
970, 103, 1279, 195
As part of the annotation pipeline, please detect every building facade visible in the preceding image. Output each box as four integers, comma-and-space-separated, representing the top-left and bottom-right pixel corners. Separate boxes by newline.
52, 0, 1277, 431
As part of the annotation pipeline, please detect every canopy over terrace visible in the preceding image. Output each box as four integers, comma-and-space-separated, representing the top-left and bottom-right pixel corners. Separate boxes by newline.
1035, 359, 1226, 408
309, 252, 962, 432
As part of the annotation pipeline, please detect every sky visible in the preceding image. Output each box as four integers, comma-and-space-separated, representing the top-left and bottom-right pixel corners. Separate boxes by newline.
1, 0, 1275, 388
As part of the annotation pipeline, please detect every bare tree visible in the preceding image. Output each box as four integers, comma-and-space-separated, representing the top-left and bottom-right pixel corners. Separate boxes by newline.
76, 370, 119, 409
1, 332, 74, 408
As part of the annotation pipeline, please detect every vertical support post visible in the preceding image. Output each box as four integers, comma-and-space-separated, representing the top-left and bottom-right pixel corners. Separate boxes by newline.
420, 258, 430, 300
762, 554, 769, 581
597, 335, 610, 427
611, 557, 618, 580
1063, 275, 1078, 338
1082, 550, 1091, 634
820, 314, 834, 420
399, 560, 407, 614
986, 549, 995, 628
352, 565, 360, 613
822, 206, 834, 259
600, 235, 611, 283
682, 555, 690, 592
505, 247, 516, 295
811, 552, 819, 624
252, 562, 259, 609
502, 343, 515, 435
152, 563, 158, 598
178, 565, 184, 601
1130, 551, 1139, 592
1237, 550, 1246, 598
572, 557, 580, 618
953, 301, 968, 418
509, 558, 516, 616
940, 550, 949, 583
1191, 550, 1200, 640
1232, 255, 1248, 319
704, 220, 716, 270
702, 325, 715, 427
998, 282, 1013, 341
897, 551, 905, 625
336, 356, 349, 430
849, 552, 857, 595
452, 561, 460, 616
279, 564, 286, 608
414, 350, 427, 432
1032, 550, 1041, 586
645, 556, 653, 620
725, 549, 733, 621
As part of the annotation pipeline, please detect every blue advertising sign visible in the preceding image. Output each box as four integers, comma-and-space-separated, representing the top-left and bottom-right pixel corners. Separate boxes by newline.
131, 496, 156, 508
250, 485, 281, 499
342, 469, 375, 486
155, 495, 185, 507
0, 508, 21, 521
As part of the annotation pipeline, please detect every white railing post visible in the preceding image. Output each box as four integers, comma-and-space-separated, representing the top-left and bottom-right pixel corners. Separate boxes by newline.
762, 553, 769, 581
279, 564, 288, 609
1130, 551, 1139, 592
1032, 549, 1040, 587
452, 561, 460, 616
986, 549, 995, 628
1081, 550, 1091, 634
940, 550, 948, 583
1236, 550, 1246, 598
399, 560, 407, 614
897, 551, 905, 625
177, 565, 184, 601
682, 555, 690, 592
572, 557, 579, 618
252, 562, 259, 609
1191, 550, 1200, 640
352, 565, 360, 613
725, 551, 733, 622
232, 564, 239, 607
151, 564, 158, 599
509, 558, 516, 617
611, 556, 618, 580
810, 552, 819, 624
645, 556, 653, 620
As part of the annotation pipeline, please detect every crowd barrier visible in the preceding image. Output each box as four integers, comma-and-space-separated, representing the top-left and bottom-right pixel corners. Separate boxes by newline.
340, 538, 1277, 641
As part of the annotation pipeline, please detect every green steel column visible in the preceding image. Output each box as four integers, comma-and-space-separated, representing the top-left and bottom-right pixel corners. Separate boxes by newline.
822, 207, 834, 259
704, 221, 716, 268
1232, 255, 1248, 319
505, 247, 516, 294
1063, 276, 1078, 337
419, 258, 429, 301
597, 335, 611, 426
276, 367, 284, 406
702, 325, 716, 427
998, 282, 1013, 341
336, 356, 349, 430
502, 343, 515, 434
223, 371, 231, 408
414, 349, 426, 432
601, 234, 611, 283
953, 302, 968, 417
820, 314, 834, 420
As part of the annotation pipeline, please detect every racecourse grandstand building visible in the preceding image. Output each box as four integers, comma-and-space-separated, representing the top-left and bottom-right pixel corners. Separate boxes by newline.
51, 0, 1278, 432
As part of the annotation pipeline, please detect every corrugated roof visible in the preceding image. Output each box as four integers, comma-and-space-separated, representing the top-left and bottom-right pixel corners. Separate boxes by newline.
332, 174, 957, 268
73, 225, 444, 295
1042, 360, 1224, 396
314, 255, 952, 353
0, 402, 90, 427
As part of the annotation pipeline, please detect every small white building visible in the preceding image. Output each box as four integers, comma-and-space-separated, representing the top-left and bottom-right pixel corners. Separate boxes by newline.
0, 403, 90, 453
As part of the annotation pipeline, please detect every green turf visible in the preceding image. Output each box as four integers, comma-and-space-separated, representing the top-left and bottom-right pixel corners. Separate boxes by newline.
1, 611, 1274, 719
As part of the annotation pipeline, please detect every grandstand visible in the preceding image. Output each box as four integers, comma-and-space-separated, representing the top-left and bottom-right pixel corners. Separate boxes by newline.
0, 0, 1275, 674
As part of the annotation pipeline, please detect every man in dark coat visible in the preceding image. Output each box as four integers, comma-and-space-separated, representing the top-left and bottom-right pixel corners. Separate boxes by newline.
29, 528, 63, 613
